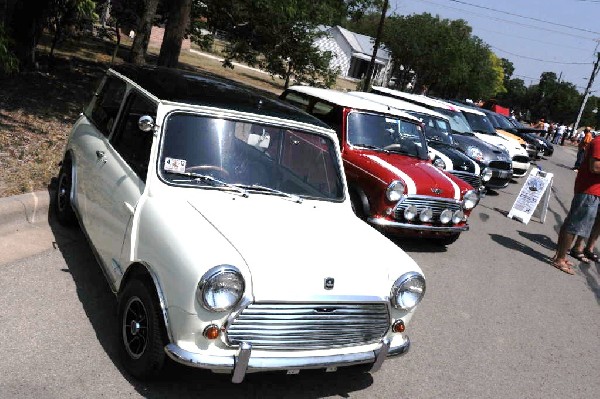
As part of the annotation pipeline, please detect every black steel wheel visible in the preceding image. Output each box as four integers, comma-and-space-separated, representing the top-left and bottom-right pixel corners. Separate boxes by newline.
55, 163, 77, 226
118, 278, 167, 379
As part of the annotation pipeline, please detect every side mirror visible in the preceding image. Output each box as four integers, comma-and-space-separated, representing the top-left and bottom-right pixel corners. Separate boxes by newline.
138, 115, 155, 132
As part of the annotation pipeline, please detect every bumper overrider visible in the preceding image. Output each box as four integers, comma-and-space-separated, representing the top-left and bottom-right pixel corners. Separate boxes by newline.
165, 336, 410, 383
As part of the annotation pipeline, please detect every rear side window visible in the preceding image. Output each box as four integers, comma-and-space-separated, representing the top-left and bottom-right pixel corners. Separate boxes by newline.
87, 75, 127, 137
282, 91, 310, 111
310, 102, 343, 141
111, 92, 157, 182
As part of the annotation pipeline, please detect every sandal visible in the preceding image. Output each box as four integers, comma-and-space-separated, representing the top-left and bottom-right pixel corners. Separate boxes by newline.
569, 249, 590, 264
552, 259, 575, 275
583, 249, 599, 262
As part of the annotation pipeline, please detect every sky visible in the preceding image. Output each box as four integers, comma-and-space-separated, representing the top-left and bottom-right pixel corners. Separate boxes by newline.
389, 0, 600, 95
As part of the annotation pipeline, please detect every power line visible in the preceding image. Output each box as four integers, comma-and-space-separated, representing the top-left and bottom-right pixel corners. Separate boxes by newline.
490, 46, 593, 65
473, 26, 591, 52
416, 0, 599, 41
448, 0, 600, 36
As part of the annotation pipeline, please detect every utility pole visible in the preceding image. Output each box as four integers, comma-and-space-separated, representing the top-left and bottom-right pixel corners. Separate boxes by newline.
573, 51, 600, 132
362, 0, 389, 91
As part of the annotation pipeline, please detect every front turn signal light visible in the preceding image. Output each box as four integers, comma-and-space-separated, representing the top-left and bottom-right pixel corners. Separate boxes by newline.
203, 324, 220, 339
392, 320, 405, 333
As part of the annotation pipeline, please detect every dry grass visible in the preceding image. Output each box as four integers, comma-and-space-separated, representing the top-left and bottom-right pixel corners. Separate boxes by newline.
0, 33, 357, 197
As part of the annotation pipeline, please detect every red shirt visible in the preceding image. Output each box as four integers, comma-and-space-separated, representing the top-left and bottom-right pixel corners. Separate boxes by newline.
574, 136, 600, 196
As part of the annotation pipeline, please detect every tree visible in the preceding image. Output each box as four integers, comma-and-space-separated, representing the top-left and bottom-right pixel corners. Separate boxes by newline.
129, 0, 158, 64
46, 0, 97, 62
157, 0, 191, 67
7, 0, 51, 70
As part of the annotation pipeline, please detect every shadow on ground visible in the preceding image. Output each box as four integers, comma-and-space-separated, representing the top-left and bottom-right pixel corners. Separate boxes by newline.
517, 231, 556, 252
489, 233, 552, 265
46, 185, 375, 398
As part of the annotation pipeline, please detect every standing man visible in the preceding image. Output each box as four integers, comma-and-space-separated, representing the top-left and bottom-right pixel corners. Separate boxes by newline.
574, 128, 593, 170
553, 133, 600, 273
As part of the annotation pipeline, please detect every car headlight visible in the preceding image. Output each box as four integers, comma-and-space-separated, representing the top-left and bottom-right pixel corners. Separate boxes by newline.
197, 266, 245, 312
386, 180, 406, 202
433, 157, 446, 170
481, 167, 492, 182
462, 189, 479, 210
466, 146, 484, 162
391, 272, 426, 311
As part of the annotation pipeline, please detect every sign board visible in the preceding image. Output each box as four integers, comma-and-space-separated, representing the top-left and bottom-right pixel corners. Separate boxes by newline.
507, 168, 553, 225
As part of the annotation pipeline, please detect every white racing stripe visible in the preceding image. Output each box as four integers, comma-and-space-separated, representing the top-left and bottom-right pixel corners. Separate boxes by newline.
366, 155, 417, 194
472, 160, 480, 175
426, 164, 461, 200
429, 148, 453, 171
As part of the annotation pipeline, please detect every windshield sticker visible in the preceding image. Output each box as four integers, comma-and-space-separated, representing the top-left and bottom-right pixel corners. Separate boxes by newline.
164, 157, 187, 173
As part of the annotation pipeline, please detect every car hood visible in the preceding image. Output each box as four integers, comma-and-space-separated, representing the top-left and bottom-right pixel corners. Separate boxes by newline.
473, 133, 527, 157
356, 151, 467, 199
428, 141, 478, 174
186, 193, 421, 302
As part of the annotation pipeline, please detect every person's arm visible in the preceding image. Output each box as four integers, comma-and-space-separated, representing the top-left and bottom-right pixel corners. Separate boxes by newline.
591, 157, 600, 174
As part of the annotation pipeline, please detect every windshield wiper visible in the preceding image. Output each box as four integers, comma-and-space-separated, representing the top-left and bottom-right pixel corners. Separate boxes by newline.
234, 184, 303, 203
352, 143, 382, 151
166, 171, 248, 197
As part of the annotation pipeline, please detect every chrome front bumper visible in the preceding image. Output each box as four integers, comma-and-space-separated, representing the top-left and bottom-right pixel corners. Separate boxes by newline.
165, 336, 410, 383
368, 217, 469, 232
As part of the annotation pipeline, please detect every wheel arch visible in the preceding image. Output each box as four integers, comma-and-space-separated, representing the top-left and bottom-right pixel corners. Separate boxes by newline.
349, 185, 371, 217
119, 262, 174, 343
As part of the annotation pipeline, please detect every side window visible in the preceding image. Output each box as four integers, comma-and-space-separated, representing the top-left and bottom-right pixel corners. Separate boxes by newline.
282, 92, 310, 111
110, 92, 157, 182
311, 102, 343, 142
87, 76, 127, 137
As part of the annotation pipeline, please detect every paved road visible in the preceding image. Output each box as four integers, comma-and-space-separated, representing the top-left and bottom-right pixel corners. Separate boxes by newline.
0, 144, 598, 399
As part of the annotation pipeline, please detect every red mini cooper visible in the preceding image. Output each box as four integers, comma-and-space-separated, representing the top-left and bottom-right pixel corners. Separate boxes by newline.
281, 86, 479, 245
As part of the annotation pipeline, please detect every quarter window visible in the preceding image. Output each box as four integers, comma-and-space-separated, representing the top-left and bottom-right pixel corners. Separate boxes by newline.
111, 92, 157, 182
87, 75, 127, 137
282, 92, 310, 111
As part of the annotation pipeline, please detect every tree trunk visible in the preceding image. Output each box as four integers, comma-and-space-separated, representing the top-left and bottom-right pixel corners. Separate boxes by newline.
129, 0, 159, 65
49, 19, 62, 61
111, 21, 121, 65
157, 0, 192, 68
284, 62, 293, 89
9, 0, 49, 70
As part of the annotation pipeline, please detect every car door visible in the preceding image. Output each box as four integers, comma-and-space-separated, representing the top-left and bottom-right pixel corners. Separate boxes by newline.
86, 90, 157, 284
73, 74, 127, 226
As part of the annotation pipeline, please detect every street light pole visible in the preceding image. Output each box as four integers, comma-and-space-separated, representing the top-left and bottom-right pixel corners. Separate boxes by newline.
362, 0, 389, 91
573, 51, 600, 132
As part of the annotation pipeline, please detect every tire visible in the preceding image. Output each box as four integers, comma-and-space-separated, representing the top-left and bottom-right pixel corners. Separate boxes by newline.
55, 163, 77, 226
436, 233, 460, 246
350, 191, 366, 220
118, 278, 167, 379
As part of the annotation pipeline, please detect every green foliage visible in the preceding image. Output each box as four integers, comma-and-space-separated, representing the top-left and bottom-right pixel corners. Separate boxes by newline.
197, 0, 372, 87
0, 24, 19, 74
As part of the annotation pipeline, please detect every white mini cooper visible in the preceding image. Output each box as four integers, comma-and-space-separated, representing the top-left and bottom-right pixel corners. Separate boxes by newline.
55, 65, 426, 382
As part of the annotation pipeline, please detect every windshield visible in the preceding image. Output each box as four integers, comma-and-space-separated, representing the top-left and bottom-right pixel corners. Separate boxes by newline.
346, 111, 428, 159
159, 113, 344, 201
407, 111, 453, 145
435, 108, 473, 134
493, 114, 514, 130
461, 111, 496, 134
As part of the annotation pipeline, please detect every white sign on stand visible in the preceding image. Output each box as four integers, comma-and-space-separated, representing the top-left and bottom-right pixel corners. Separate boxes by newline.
507, 168, 553, 225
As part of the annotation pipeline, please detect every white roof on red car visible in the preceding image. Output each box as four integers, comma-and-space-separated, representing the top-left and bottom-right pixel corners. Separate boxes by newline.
286, 86, 421, 124
370, 86, 460, 111
348, 91, 450, 121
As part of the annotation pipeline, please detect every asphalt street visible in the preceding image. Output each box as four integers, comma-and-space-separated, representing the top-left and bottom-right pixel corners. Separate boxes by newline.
0, 144, 598, 399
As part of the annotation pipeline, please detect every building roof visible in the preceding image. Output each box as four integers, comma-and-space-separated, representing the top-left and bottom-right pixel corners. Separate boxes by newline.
335, 26, 390, 61
286, 86, 420, 123
109, 65, 329, 129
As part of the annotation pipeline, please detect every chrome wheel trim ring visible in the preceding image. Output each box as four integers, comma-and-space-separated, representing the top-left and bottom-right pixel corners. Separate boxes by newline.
122, 296, 149, 360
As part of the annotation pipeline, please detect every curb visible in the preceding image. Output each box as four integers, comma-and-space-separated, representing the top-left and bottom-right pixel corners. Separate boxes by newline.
0, 190, 52, 226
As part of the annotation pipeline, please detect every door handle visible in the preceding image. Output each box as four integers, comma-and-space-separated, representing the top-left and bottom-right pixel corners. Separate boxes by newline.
96, 150, 105, 159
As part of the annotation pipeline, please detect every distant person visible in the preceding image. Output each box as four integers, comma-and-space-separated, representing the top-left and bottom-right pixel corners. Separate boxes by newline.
553, 123, 566, 144
553, 133, 600, 273
574, 128, 593, 170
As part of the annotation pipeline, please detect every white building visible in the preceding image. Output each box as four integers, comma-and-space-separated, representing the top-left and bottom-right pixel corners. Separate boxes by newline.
314, 26, 392, 85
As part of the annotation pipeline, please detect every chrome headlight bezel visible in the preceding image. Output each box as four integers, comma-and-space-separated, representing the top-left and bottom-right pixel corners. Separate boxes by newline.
481, 167, 493, 182
197, 265, 245, 312
386, 180, 406, 202
391, 272, 426, 311
433, 157, 446, 170
465, 146, 484, 162
462, 189, 479, 210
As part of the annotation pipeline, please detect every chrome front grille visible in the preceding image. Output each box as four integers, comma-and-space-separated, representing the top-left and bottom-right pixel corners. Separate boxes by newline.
450, 171, 481, 189
226, 303, 390, 350
393, 195, 462, 220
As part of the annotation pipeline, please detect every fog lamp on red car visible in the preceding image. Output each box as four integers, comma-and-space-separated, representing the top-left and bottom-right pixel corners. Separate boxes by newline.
392, 320, 405, 333
404, 205, 418, 221
203, 324, 220, 339
440, 209, 453, 224
452, 210, 465, 224
419, 207, 433, 222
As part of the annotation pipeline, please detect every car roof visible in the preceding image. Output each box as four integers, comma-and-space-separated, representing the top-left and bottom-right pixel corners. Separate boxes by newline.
286, 86, 421, 124
348, 91, 450, 121
109, 65, 330, 129
370, 86, 460, 111
448, 102, 486, 116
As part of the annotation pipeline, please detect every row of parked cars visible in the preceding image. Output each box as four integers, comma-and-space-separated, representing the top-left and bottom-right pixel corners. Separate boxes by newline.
54, 66, 549, 383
